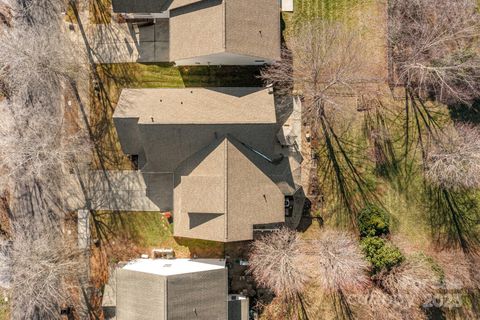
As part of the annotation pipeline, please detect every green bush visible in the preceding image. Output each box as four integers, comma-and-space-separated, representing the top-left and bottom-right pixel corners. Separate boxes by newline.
361, 236, 404, 273
358, 205, 390, 238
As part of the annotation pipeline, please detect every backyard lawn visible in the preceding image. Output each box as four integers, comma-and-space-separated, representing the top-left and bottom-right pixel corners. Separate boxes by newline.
91, 211, 224, 261
88, 211, 225, 308
284, 0, 432, 234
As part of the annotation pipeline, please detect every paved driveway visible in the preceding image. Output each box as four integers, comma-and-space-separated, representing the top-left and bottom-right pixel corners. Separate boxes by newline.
90, 18, 170, 63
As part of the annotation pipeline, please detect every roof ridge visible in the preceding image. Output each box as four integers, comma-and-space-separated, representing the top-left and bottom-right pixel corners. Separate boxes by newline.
222, 0, 226, 50
223, 136, 228, 241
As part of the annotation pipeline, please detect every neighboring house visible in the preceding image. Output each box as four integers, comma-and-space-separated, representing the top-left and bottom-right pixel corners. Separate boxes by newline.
228, 294, 249, 320
113, 87, 301, 242
111, 0, 281, 65
116, 258, 227, 320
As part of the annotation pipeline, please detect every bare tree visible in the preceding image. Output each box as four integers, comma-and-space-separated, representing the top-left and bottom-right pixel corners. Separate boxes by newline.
0, 1, 92, 318
426, 124, 480, 191
249, 228, 311, 300
310, 230, 370, 294
250, 229, 372, 319
262, 19, 378, 223
306, 231, 370, 320
390, 0, 480, 105
5, 227, 85, 320
262, 20, 366, 105
0, 0, 90, 190
4, 0, 66, 26
0, 2, 12, 27
0, 100, 90, 189
422, 124, 480, 253
376, 257, 437, 313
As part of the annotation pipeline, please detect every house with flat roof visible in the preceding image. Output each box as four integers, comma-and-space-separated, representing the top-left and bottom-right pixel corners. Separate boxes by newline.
116, 258, 227, 320
113, 87, 302, 242
111, 0, 281, 65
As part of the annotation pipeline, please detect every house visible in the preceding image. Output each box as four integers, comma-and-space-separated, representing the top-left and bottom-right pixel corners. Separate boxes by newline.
113, 87, 302, 242
111, 0, 281, 65
228, 294, 249, 320
116, 258, 227, 320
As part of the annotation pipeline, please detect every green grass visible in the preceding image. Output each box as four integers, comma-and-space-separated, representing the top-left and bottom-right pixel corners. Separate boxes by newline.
92, 211, 224, 259
97, 63, 262, 93
0, 297, 8, 320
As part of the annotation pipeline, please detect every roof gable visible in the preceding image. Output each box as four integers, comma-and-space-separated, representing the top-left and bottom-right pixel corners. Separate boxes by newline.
174, 135, 284, 242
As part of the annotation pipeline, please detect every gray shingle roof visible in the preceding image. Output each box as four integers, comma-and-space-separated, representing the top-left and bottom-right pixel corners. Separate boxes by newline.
169, 0, 281, 61
114, 87, 277, 124
112, 0, 202, 13
173, 135, 285, 242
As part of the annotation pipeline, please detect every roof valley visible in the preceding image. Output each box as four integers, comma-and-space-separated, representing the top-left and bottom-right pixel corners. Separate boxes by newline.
224, 137, 228, 241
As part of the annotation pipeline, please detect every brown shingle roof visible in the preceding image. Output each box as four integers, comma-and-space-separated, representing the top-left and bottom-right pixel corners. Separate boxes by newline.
224, 0, 281, 61
114, 87, 277, 124
112, 0, 202, 13
169, 0, 281, 61
173, 135, 284, 242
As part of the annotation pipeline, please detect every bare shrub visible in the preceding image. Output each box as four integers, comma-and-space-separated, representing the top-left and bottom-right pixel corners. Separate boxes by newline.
310, 230, 370, 293
433, 249, 479, 290
390, 0, 480, 105
0, 100, 90, 189
425, 124, 480, 191
248, 228, 310, 300
262, 19, 377, 222
6, 230, 85, 320
348, 287, 405, 320
0, 23, 85, 99
5, 0, 67, 26
0, 0, 89, 190
376, 256, 437, 308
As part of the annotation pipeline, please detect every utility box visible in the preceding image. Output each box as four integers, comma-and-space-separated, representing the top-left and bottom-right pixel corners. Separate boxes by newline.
281, 0, 294, 12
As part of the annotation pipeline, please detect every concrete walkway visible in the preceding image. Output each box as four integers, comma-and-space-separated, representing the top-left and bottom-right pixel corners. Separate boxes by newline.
65, 171, 160, 212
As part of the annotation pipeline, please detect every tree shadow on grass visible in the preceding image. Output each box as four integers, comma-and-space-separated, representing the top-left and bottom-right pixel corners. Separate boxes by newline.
178, 65, 263, 87
427, 187, 480, 255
